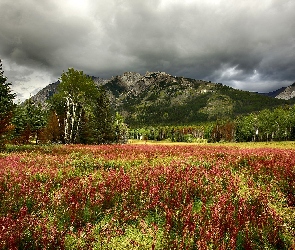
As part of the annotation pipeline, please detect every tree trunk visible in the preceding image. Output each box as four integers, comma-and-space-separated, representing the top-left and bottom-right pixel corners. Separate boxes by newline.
73, 107, 83, 143
64, 97, 71, 144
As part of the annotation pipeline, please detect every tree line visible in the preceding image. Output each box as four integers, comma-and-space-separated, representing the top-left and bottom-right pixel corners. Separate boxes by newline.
129, 105, 295, 143
0, 64, 128, 149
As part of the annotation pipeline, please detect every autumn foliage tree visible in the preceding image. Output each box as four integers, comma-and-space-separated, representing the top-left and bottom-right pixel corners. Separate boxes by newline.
0, 59, 15, 149
39, 111, 62, 143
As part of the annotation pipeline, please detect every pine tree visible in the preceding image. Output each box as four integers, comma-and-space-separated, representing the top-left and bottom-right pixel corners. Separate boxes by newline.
11, 98, 47, 144
0, 59, 15, 149
85, 87, 115, 144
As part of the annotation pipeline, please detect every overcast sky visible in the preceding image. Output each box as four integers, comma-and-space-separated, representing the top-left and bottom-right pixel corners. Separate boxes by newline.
1, 0, 295, 101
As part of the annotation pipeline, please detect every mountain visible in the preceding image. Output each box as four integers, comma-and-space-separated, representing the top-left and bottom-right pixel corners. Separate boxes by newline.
31, 80, 60, 103
275, 83, 295, 100
259, 87, 287, 98
259, 82, 295, 99
31, 72, 295, 127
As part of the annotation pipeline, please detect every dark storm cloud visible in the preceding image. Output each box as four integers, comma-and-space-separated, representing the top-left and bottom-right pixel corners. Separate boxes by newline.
1, 0, 94, 69
1, 0, 295, 100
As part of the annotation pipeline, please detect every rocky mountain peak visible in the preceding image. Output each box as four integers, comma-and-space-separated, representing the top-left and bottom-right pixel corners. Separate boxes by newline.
31, 81, 60, 105
276, 83, 295, 100
118, 72, 142, 86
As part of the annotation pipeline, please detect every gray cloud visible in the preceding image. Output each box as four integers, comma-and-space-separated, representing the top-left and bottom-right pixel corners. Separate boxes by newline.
1, 0, 295, 100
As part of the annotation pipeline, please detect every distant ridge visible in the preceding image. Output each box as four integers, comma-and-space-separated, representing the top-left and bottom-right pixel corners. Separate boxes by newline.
259, 82, 295, 100
31, 81, 60, 104
259, 87, 287, 98
275, 83, 295, 100
30, 72, 295, 126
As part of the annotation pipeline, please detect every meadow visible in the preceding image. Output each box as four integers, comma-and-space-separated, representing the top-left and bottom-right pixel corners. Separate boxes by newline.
0, 143, 294, 249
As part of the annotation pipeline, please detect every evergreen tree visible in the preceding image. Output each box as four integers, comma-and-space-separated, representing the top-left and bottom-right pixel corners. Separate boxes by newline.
0, 59, 15, 149
84, 87, 115, 144
11, 98, 47, 144
11, 104, 29, 144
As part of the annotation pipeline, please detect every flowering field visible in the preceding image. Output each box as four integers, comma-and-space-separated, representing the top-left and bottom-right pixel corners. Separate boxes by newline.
0, 144, 294, 249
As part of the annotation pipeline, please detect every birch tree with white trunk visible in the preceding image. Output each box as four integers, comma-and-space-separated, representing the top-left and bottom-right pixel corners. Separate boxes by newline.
50, 68, 100, 144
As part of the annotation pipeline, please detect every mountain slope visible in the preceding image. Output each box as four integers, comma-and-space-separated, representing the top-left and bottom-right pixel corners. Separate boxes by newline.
31, 71, 295, 127
259, 82, 295, 99
275, 83, 295, 100
259, 87, 287, 98
31, 80, 60, 104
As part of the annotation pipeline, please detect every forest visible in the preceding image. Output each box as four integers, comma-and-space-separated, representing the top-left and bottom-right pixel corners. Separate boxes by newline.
0, 64, 128, 149
129, 105, 295, 143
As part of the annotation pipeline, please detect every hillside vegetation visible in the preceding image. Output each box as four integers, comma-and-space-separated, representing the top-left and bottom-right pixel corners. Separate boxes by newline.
32, 71, 295, 127
10, 69, 294, 145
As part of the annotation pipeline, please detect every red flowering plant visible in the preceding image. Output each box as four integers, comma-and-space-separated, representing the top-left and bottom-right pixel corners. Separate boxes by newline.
0, 144, 294, 249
